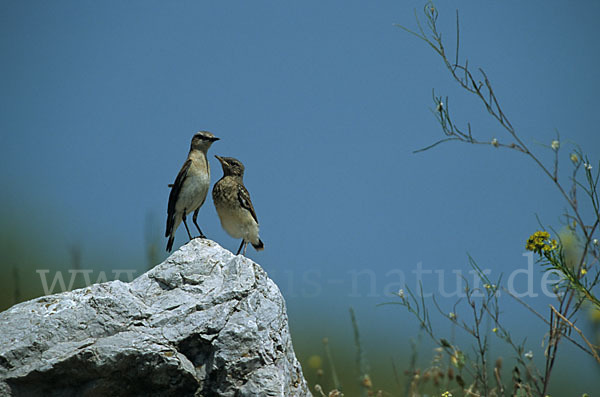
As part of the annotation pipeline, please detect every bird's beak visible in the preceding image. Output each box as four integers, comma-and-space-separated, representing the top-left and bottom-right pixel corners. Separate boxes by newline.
210, 137, 220, 142
215, 155, 224, 163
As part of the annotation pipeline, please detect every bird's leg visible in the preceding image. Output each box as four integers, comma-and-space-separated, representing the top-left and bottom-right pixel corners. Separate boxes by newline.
192, 208, 206, 238
182, 210, 193, 240
243, 242, 248, 255
236, 240, 245, 255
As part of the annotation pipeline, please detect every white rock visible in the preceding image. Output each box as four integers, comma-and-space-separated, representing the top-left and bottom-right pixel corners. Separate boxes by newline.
0, 239, 311, 396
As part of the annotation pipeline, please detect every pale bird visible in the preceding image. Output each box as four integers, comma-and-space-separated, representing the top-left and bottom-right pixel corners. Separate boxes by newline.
165, 131, 219, 252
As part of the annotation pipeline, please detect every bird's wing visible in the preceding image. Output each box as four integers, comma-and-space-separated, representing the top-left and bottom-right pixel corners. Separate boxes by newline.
238, 185, 258, 224
165, 158, 192, 237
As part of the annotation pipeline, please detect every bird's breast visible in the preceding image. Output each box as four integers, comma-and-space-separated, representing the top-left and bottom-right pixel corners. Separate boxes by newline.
176, 169, 210, 212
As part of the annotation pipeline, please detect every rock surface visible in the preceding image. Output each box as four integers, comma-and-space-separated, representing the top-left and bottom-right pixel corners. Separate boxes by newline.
0, 239, 311, 396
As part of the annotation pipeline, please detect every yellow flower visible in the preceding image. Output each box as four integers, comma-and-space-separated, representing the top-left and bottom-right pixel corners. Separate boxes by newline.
543, 239, 558, 252
441, 392, 453, 397
551, 140, 560, 151
361, 374, 372, 388
526, 231, 557, 255
581, 268, 587, 276
571, 153, 579, 164
492, 327, 498, 333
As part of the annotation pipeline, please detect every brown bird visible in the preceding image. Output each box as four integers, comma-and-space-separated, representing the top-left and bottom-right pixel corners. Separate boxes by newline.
212, 156, 264, 255
165, 131, 219, 252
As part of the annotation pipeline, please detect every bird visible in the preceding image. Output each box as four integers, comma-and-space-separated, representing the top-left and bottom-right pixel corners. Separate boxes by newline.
165, 131, 219, 252
212, 155, 264, 255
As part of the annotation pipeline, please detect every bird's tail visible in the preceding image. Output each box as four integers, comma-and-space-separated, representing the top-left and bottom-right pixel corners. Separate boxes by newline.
165, 215, 173, 238
166, 235, 175, 252
252, 239, 264, 251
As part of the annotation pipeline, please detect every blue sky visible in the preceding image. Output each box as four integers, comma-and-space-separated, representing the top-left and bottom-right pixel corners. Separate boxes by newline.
1, 0, 599, 392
